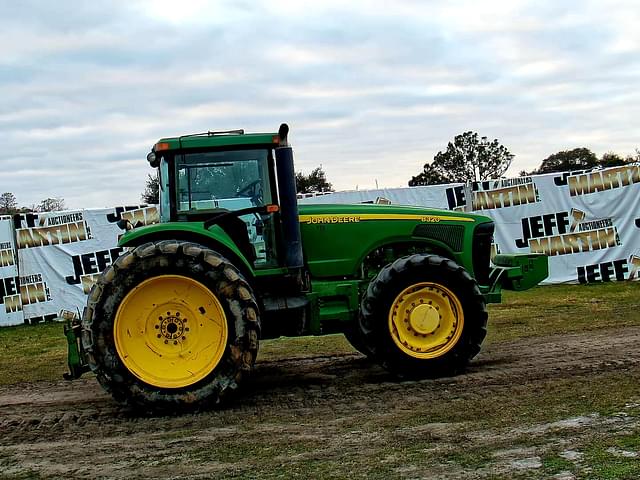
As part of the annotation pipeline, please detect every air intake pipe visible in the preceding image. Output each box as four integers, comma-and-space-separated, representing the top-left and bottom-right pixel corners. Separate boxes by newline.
274, 124, 304, 270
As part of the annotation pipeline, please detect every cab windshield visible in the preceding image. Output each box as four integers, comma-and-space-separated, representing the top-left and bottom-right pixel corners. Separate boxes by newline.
176, 149, 272, 212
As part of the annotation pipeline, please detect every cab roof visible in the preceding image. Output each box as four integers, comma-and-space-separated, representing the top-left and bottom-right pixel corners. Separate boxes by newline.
154, 131, 279, 151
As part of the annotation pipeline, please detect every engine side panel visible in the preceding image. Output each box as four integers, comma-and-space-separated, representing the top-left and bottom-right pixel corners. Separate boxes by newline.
298, 204, 492, 279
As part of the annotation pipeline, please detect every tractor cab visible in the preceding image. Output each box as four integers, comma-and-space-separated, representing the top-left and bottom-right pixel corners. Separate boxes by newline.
147, 125, 303, 272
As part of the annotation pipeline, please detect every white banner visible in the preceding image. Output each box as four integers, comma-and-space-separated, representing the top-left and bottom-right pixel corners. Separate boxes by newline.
461, 168, 640, 284
0, 216, 21, 326
15, 205, 158, 324
299, 184, 455, 210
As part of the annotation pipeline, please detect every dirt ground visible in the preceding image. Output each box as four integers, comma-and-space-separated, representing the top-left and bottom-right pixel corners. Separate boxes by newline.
2, 327, 640, 479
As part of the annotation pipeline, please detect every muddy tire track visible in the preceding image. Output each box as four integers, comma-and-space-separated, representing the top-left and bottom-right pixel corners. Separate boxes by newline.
2, 326, 639, 446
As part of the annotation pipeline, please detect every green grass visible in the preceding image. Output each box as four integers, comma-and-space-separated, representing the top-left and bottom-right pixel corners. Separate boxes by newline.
487, 282, 640, 343
542, 453, 575, 475
582, 432, 640, 480
258, 333, 355, 361
0, 283, 638, 386
0, 321, 67, 386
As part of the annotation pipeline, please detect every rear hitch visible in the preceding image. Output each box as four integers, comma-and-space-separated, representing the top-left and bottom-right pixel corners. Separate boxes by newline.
63, 317, 90, 380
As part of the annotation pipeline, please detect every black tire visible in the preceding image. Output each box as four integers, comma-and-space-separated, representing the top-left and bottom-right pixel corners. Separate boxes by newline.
81, 240, 260, 413
359, 254, 487, 377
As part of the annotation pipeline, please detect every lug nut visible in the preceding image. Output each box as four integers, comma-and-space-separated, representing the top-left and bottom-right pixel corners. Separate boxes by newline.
164, 340, 168, 344
157, 334, 161, 338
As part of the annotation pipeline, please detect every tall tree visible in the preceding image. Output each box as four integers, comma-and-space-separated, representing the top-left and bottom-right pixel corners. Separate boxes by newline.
0, 192, 18, 214
409, 131, 514, 186
141, 171, 160, 204
528, 148, 598, 175
37, 197, 66, 212
295, 166, 334, 194
599, 152, 627, 168
628, 148, 640, 163
408, 164, 450, 186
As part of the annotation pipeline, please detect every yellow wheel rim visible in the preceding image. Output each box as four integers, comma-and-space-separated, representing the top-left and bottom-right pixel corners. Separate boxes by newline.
388, 282, 464, 359
114, 275, 228, 389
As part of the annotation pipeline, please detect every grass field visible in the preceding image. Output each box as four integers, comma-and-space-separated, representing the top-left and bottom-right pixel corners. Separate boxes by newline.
1, 282, 638, 386
1, 282, 639, 479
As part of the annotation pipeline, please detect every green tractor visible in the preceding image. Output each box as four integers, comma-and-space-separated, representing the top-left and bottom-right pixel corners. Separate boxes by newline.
66, 124, 547, 412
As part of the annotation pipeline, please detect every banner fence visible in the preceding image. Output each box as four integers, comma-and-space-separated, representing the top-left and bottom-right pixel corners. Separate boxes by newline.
1, 206, 158, 327
1, 164, 638, 327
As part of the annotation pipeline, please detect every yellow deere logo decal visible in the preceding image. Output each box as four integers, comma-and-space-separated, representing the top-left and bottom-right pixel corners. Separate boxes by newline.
298, 214, 474, 224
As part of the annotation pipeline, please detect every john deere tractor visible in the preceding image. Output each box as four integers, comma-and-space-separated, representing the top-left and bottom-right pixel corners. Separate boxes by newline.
66, 124, 547, 412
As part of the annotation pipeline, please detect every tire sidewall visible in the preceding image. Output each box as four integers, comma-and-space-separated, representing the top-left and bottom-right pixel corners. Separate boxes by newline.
363, 255, 486, 376
84, 241, 259, 412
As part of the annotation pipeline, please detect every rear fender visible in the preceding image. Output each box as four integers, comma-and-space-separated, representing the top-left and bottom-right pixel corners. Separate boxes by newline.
118, 223, 255, 280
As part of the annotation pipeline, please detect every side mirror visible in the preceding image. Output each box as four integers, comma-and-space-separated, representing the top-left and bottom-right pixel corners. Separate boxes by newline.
147, 151, 159, 168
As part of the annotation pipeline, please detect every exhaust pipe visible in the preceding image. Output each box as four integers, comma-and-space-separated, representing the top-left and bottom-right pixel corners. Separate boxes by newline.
274, 124, 304, 270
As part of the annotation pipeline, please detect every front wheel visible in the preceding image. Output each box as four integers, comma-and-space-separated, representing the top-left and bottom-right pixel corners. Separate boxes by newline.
359, 254, 487, 377
81, 240, 260, 413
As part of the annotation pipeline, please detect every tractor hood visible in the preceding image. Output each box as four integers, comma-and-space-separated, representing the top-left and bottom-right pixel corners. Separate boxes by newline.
297, 203, 491, 225
297, 203, 493, 279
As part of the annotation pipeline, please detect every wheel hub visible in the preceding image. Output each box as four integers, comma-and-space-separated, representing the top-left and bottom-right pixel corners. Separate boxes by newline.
409, 304, 440, 334
388, 282, 464, 359
158, 313, 187, 341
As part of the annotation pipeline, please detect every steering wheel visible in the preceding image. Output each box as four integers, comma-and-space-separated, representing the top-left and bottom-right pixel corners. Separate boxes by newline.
236, 179, 263, 205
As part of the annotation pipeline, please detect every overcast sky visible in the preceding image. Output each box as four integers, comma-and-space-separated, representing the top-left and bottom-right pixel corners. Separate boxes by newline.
1, 0, 638, 209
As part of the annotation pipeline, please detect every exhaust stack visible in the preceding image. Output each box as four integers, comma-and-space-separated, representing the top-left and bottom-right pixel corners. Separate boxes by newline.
274, 124, 304, 270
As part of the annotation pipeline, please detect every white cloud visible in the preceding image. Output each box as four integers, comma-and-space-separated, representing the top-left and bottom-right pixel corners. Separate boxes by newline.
0, 0, 638, 206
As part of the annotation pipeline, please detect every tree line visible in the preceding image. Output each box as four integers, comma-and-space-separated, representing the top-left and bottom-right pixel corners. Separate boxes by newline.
409, 131, 639, 186
0, 193, 66, 215
518, 147, 638, 176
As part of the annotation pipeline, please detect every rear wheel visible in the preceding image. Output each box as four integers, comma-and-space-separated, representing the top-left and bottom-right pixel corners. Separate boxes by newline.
359, 254, 487, 377
82, 240, 260, 413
